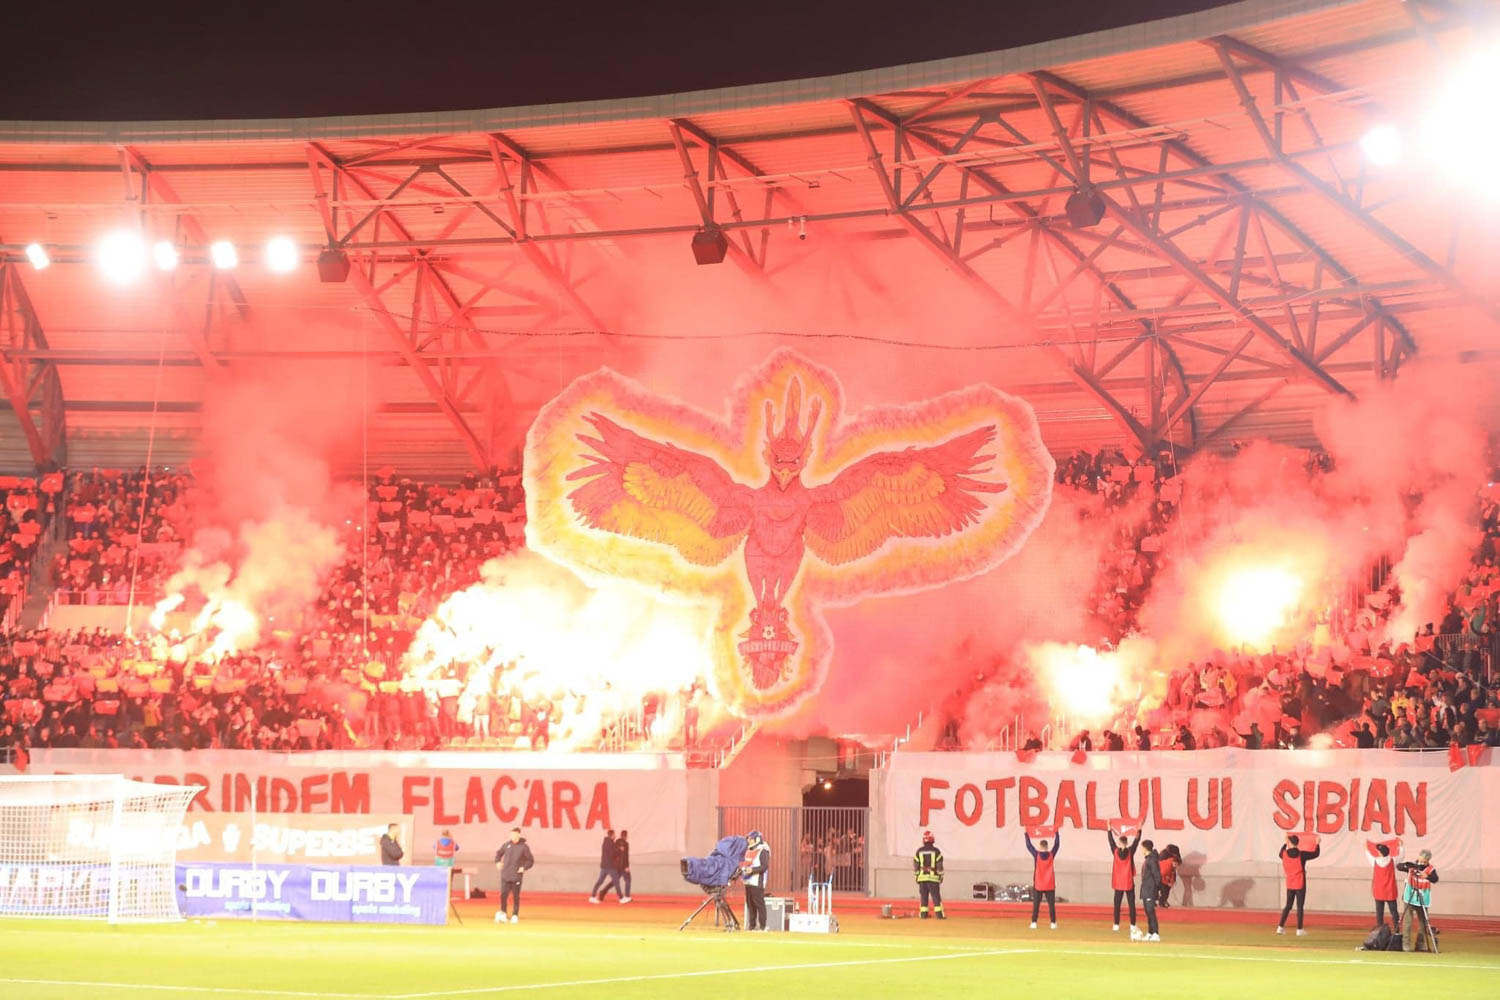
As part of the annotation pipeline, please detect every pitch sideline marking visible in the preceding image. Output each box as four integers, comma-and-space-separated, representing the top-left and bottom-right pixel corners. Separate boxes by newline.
0, 979, 374, 999
394, 948, 1034, 998
1038, 946, 1500, 972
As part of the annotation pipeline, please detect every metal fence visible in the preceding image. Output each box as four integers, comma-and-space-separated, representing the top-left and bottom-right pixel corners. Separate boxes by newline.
717, 805, 869, 895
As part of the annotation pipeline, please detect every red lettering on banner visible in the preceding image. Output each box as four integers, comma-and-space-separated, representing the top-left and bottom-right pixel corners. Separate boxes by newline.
330, 772, 369, 814
585, 783, 609, 829
1348, 779, 1360, 831
1187, 778, 1218, 830
402, 776, 431, 818
1118, 779, 1148, 827
1019, 777, 1048, 829
1053, 781, 1082, 829
985, 779, 1015, 827
431, 778, 461, 826
919, 778, 950, 827
255, 776, 268, 812
1315, 781, 1347, 834
1083, 782, 1108, 830
1302, 781, 1315, 830
523, 782, 549, 827
1272, 779, 1299, 830
1395, 783, 1426, 836
1150, 777, 1185, 830
300, 775, 328, 813
954, 784, 982, 826
553, 781, 581, 828
464, 777, 488, 824
1223, 777, 1233, 827
231, 774, 252, 812
185, 773, 212, 811
270, 778, 297, 812
492, 776, 518, 823
1361, 779, 1390, 832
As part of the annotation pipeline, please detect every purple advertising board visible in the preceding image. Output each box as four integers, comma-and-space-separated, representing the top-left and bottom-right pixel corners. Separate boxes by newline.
176, 862, 449, 925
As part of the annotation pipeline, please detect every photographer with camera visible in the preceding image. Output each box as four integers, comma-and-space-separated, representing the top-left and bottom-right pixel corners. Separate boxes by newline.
741, 830, 771, 931
1397, 848, 1439, 951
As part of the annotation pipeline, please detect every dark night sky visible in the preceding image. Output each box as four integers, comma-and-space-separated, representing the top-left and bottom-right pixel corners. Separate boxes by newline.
5, 0, 1238, 121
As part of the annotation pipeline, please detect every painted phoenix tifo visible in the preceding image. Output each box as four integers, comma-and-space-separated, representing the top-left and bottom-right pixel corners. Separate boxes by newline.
524, 352, 1053, 720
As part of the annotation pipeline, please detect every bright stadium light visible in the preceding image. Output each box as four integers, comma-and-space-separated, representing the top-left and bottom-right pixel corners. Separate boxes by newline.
1359, 124, 1403, 168
265, 236, 298, 273
209, 240, 238, 270
24, 243, 50, 270
1420, 45, 1500, 191
97, 230, 148, 285
153, 240, 179, 272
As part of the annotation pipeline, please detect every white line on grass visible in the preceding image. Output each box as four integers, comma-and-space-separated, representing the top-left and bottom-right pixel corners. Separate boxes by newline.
1039, 947, 1500, 972
394, 948, 1034, 998
0, 979, 375, 999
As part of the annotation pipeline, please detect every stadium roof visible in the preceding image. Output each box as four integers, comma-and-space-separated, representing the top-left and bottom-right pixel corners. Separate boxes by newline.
0, 0, 1496, 475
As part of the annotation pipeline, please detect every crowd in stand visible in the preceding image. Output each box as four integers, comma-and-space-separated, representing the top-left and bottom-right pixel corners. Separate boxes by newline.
0, 465, 708, 755
4, 445, 1498, 759
936, 446, 1500, 753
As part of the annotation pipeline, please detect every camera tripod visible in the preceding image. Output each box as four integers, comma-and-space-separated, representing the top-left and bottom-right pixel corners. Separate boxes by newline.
679, 882, 741, 932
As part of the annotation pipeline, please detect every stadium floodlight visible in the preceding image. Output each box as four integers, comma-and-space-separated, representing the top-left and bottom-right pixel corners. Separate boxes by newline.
265, 235, 298, 273
0, 774, 201, 923
97, 230, 148, 285
1420, 44, 1500, 191
1359, 124, 1403, 168
23, 243, 50, 270
209, 240, 238, 270
153, 240, 179, 272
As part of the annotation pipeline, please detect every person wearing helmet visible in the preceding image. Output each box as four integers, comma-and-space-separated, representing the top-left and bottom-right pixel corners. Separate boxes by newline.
741, 830, 771, 930
913, 830, 945, 919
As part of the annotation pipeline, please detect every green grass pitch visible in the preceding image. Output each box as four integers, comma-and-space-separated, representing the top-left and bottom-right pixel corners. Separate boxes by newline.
2, 901, 1497, 1000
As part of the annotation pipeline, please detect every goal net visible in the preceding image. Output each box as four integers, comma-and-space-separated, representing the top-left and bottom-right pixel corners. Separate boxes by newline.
0, 774, 202, 923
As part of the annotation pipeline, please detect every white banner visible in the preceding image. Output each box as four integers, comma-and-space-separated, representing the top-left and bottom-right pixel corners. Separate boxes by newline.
27, 749, 689, 862
884, 749, 1498, 870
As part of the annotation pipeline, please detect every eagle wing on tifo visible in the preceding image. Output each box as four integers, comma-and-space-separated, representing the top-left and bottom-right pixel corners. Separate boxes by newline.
567, 412, 753, 566
803, 426, 1007, 566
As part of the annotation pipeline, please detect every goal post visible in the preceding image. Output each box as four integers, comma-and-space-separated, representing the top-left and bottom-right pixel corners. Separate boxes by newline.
0, 774, 202, 923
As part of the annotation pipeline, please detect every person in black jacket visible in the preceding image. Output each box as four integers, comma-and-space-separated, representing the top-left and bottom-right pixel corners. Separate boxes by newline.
1138, 840, 1162, 942
379, 823, 403, 866
588, 829, 622, 903
616, 831, 633, 904
493, 828, 534, 923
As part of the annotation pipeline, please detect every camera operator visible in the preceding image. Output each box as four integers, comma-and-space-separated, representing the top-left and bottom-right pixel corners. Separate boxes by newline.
379, 823, 403, 866
1396, 848, 1439, 949
741, 830, 770, 931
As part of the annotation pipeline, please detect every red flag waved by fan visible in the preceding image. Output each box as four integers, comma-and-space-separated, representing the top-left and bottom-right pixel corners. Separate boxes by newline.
1025, 825, 1062, 929
1106, 822, 1143, 936
1278, 831, 1322, 936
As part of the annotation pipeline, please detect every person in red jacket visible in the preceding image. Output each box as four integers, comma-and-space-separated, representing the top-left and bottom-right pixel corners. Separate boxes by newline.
1157, 844, 1181, 908
1366, 839, 1402, 932
1107, 828, 1142, 937
1025, 829, 1060, 929
1277, 833, 1320, 936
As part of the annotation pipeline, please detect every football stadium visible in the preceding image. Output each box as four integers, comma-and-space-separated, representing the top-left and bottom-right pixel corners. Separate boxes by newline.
1, 0, 1499, 997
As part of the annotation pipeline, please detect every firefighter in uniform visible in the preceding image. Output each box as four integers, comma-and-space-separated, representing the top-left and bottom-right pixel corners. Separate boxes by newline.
913, 830, 945, 919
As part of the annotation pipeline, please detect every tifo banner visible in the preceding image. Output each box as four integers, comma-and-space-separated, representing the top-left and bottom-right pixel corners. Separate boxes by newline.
175, 862, 449, 925
884, 750, 1500, 869
29, 749, 690, 861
